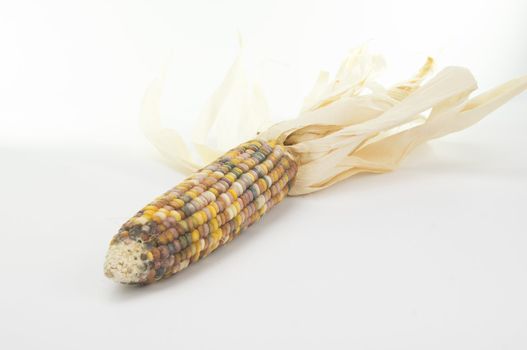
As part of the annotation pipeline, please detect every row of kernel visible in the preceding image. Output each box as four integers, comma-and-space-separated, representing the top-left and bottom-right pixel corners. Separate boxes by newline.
266, 184, 289, 211
174, 150, 237, 204
269, 154, 290, 181
181, 159, 275, 243
221, 169, 277, 222
139, 168, 215, 217
189, 144, 277, 222
270, 172, 291, 197
169, 152, 296, 280
156, 141, 275, 236
146, 142, 287, 268
176, 163, 238, 219
147, 231, 198, 266
227, 147, 280, 197
250, 152, 290, 199
136, 147, 287, 233
220, 168, 292, 241
178, 142, 272, 218
183, 185, 255, 243
159, 161, 295, 280
224, 180, 290, 243
216, 140, 262, 165
218, 140, 260, 161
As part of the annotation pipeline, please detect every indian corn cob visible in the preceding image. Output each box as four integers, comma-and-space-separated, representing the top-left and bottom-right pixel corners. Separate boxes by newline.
104, 139, 297, 284
105, 47, 527, 286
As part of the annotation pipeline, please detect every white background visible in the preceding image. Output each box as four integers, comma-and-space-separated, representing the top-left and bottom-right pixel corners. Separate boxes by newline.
1, 0, 526, 349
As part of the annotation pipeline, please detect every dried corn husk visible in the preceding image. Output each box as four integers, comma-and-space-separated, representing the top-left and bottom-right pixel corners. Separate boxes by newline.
141, 47, 527, 195
140, 47, 270, 173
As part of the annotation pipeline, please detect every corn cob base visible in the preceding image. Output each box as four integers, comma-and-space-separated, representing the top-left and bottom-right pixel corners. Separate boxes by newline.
104, 140, 298, 285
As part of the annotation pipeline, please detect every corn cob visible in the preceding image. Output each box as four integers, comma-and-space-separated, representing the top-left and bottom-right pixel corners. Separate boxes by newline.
104, 139, 297, 284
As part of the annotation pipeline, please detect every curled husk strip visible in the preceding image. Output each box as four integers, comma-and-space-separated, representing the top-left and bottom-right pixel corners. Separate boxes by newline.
141, 47, 527, 195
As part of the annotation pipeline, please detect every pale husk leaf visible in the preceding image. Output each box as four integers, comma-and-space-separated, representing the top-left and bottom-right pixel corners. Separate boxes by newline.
140, 48, 270, 173
141, 47, 527, 196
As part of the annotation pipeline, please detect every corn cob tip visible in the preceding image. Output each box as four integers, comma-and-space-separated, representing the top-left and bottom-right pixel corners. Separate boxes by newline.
104, 239, 149, 284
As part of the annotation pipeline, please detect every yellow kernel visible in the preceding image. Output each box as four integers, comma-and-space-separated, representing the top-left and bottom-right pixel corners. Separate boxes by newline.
212, 229, 222, 241
178, 221, 189, 231
193, 212, 204, 226
191, 230, 200, 243
146, 251, 154, 261
158, 234, 168, 245
180, 260, 190, 270
207, 204, 217, 217
134, 216, 148, 225
169, 210, 181, 221
171, 199, 184, 208
228, 189, 238, 200
210, 218, 219, 231
211, 201, 219, 212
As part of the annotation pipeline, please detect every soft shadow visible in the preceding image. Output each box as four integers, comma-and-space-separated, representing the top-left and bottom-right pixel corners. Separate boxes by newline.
106, 197, 299, 301
105, 140, 510, 300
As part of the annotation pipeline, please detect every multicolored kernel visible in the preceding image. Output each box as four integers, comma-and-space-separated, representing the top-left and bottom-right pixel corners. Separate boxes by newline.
109, 140, 297, 284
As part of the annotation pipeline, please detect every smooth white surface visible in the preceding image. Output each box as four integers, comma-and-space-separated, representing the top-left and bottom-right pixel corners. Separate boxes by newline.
1, 1, 526, 349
